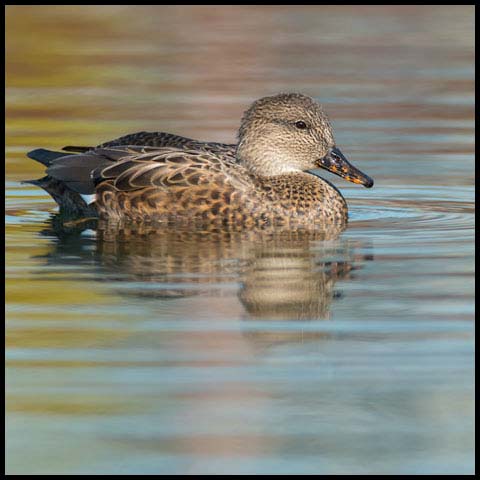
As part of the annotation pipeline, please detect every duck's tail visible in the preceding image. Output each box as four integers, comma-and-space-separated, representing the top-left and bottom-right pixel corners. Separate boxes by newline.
24, 148, 98, 217
27, 147, 74, 165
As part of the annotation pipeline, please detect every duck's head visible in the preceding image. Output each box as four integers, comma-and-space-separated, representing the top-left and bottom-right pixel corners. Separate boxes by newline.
236, 93, 373, 188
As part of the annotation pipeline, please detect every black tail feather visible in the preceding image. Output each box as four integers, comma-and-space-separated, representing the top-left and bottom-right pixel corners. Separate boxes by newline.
22, 175, 97, 217
27, 148, 73, 166
25, 149, 99, 217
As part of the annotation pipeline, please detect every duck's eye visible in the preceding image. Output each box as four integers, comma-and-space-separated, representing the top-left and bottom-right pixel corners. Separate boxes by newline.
295, 121, 308, 130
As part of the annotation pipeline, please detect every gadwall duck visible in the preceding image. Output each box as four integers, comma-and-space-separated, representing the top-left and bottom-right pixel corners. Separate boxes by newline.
27, 93, 373, 228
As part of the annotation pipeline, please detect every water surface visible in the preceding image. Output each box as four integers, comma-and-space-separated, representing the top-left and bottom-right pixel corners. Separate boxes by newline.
6, 5, 474, 475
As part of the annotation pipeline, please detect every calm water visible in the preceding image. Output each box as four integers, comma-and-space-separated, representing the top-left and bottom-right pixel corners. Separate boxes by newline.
5, 6, 474, 475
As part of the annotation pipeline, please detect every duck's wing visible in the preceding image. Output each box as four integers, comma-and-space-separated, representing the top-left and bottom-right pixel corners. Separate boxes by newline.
29, 144, 243, 196
93, 146, 249, 193
62, 131, 237, 158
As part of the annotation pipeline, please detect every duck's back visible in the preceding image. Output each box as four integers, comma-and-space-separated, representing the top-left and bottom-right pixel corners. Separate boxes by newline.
63, 130, 237, 160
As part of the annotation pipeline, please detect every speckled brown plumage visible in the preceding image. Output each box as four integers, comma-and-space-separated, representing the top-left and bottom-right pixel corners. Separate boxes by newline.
27, 93, 374, 229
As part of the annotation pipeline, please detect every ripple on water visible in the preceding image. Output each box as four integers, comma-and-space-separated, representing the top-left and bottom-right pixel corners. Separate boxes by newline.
347, 183, 474, 244
350, 205, 472, 229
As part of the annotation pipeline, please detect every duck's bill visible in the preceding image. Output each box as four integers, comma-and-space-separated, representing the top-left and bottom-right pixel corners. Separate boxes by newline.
315, 147, 374, 188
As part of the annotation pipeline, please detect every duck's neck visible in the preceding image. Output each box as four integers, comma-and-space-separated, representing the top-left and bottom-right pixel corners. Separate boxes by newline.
236, 139, 299, 177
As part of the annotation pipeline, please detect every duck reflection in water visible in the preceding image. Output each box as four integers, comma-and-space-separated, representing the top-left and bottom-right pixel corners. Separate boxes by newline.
40, 217, 374, 335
